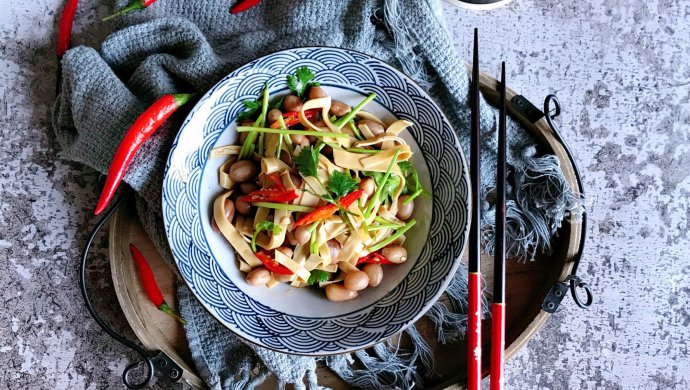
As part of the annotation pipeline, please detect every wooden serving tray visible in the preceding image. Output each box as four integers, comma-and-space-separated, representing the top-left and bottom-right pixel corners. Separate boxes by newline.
108, 72, 583, 389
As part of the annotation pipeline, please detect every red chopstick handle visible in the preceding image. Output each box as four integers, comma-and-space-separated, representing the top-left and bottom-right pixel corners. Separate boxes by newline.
467, 272, 482, 390
490, 303, 506, 390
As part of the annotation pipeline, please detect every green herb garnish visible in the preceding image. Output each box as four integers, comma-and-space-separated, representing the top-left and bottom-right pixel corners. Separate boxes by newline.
239, 84, 270, 160
236, 99, 261, 122
398, 160, 427, 203
328, 171, 359, 198
287, 66, 318, 99
307, 269, 330, 285
294, 145, 320, 178
362, 171, 401, 203
270, 96, 284, 110
363, 149, 400, 218
251, 221, 282, 252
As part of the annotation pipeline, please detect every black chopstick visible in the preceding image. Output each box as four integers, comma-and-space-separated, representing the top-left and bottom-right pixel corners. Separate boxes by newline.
495, 62, 507, 308
467, 27, 483, 390
490, 61, 507, 390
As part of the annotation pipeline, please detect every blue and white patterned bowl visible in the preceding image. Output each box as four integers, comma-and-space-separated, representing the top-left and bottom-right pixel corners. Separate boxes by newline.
163, 47, 470, 355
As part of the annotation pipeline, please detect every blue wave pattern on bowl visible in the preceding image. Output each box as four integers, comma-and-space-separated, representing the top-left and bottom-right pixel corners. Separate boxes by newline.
163, 47, 469, 355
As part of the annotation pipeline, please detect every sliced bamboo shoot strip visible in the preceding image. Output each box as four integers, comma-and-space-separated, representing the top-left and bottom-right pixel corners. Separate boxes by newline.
210, 145, 242, 159
275, 249, 311, 281
213, 191, 261, 267
261, 157, 290, 175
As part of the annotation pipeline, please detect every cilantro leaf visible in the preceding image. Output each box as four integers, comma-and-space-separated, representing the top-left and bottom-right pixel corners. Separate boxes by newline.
363, 171, 401, 202
328, 171, 358, 198
270, 96, 284, 110
286, 66, 316, 99
307, 269, 330, 285
397, 161, 427, 198
397, 161, 413, 174
382, 174, 401, 200
236, 99, 262, 122
251, 221, 282, 252
295, 145, 320, 178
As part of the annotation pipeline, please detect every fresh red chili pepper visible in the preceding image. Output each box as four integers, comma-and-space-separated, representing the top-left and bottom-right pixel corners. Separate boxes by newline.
338, 189, 365, 207
102, 0, 157, 21
356, 252, 394, 266
269, 109, 319, 129
129, 244, 186, 325
240, 188, 299, 203
294, 189, 364, 227
295, 205, 338, 227
255, 250, 293, 275
94, 93, 194, 215
265, 173, 286, 190
230, 0, 262, 14
57, 0, 79, 57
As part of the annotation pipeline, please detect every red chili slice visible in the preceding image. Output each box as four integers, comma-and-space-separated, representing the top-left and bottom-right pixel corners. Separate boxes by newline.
239, 188, 299, 203
265, 173, 286, 190
270, 109, 319, 129
255, 251, 293, 275
294, 189, 364, 227
356, 252, 394, 266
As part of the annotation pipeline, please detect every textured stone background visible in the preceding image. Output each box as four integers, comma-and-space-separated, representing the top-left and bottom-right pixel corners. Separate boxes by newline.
1, 0, 688, 389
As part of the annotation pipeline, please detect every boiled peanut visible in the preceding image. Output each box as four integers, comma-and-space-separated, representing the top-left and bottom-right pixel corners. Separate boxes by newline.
381, 246, 407, 264
276, 246, 294, 259
267, 109, 282, 124
228, 160, 259, 182
283, 95, 302, 112
293, 226, 311, 245
359, 178, 375, 197
344, 270, 369, 291
396, 196, 414, 220
359, 119, 385, 136
327, 239, 341, 261
308, 86, 327, 100
325, 283, 358, 302
246, 267, 271, 286
362, 263, 383, 287
235, 197, 252, 216
329, 100, 351, 117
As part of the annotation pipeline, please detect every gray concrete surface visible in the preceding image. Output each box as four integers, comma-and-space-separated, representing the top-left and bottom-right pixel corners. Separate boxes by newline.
1, 0, 688, 388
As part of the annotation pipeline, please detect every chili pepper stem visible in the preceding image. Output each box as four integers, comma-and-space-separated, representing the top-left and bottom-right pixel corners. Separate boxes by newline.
102, 0, 146, 21
173, 93, 195, 106
158, 302, 186, 325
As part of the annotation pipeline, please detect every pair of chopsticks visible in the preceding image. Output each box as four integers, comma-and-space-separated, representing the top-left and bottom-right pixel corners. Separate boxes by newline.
467, 28, 507, 390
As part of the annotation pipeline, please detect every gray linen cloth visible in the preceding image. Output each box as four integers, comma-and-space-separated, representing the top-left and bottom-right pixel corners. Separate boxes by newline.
53, 0, 583, 388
